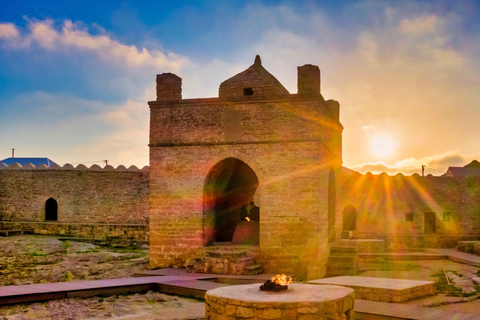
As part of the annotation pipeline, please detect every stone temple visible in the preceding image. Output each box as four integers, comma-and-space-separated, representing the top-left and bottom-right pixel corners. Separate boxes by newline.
3, 55, 480, 281
148, 55, 342, 279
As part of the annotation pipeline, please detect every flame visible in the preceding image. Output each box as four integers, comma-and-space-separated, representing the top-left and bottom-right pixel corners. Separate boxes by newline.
245, 217, 251, 222
270, 274, 293, 286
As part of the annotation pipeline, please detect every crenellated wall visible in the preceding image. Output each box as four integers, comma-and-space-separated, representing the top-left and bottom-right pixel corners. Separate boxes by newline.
338, 172, 480, 249
0, 163, 149, 241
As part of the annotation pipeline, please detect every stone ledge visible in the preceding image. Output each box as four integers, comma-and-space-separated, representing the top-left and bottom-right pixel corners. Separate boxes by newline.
309, 276, 436, 302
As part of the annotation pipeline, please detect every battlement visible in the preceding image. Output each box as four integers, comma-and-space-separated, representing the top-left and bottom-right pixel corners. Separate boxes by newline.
0, 162, 149, 171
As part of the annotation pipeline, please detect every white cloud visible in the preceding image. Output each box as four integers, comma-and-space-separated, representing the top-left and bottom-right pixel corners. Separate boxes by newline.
0, 23, 19, 39
68, 99, 149, 168
399, 15, 437, 34
2, 2, 480, 172
350, 150, 480, 176
0, 18, 189, 72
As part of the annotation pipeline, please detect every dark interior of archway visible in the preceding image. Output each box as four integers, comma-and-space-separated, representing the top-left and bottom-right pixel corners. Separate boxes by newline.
45, 198, 58, 221
342, 205, 357, 231
214, 158, 258, 242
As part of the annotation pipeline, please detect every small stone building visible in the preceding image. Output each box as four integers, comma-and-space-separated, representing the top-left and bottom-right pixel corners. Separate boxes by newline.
148, 56, 343, 279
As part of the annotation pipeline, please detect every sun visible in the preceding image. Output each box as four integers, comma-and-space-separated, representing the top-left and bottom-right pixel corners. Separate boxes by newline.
370, 136, 396, 159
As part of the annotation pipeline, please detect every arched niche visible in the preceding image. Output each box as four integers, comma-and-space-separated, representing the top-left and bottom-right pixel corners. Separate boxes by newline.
204, 158, 259, 245
45, 198, 58, 221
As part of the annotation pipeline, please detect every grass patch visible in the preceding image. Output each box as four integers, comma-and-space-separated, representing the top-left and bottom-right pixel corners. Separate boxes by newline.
76, 247, 100, 254
30, 250, 50, 257
109, 247, 147, 254
64, 271, 73, 282
62, 241, 71, 253
431, 270, 478, 297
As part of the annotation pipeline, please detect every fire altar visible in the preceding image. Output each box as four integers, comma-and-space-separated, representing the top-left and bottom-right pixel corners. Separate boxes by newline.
205, 283, 355, 320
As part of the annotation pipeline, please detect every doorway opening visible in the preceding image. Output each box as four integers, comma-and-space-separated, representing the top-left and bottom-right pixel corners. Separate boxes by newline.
424, 212, 436, 234
342, 204, 357, 238
45, 198, 58, 221
204, 158, 259, 245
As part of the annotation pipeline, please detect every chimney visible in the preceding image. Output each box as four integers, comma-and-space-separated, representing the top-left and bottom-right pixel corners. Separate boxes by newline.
297, 64, 320, 95
326, 99, 340, 120
156, 73, 182, 101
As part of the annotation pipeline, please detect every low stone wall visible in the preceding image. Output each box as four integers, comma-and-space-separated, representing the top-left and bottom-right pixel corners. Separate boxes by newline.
359, 233, 480, 250
338, 239, 385, 253
0, 221, 148, 242
474, 243, 480, 256
310, 277, 436, 303
457, 241, 480, 254
205, 283, 355, 320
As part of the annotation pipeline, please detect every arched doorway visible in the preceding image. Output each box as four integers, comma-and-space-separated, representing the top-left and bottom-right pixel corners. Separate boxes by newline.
204, 158, 259, 245
342, 204, 357, 232
45, 198, 58, 221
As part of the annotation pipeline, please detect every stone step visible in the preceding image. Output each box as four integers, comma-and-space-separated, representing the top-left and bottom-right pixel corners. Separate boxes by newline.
328, 256, 357, 265
0, 229, 34, 237
327, 266, 356, 276
236, 256, 255, 267
330, 246, 358, 256
244, 264, 262, 275
206, 250, 247, 260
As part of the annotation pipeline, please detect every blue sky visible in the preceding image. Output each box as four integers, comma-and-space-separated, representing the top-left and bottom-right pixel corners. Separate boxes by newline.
1, 0, 479, 175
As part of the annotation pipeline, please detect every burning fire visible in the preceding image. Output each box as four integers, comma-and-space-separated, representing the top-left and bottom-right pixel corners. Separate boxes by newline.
271, 274, 293, 286
260, 274, 293, 291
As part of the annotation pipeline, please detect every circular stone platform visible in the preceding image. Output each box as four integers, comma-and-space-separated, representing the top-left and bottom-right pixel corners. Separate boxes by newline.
205, 283, 355, 320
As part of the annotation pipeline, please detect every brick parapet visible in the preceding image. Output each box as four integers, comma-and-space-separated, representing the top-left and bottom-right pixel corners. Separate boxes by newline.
0, 163, 149, 171
149, 98, 342, 159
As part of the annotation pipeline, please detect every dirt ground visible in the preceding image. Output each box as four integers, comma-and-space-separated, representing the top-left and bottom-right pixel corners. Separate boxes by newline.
1, 235, 480, 319
0, 235, 205, 320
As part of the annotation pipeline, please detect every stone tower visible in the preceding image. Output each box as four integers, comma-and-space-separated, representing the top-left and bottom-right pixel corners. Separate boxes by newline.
148, 56, 343, 279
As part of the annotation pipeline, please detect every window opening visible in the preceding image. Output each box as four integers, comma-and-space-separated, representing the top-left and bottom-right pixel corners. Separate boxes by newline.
243, 88, 254, 96
405, 212, 414, 222
443, 212, 451, 222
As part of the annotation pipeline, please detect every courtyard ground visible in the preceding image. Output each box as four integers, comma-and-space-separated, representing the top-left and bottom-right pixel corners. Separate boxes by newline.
1, 235, 480, 318
0, 235, 205, 320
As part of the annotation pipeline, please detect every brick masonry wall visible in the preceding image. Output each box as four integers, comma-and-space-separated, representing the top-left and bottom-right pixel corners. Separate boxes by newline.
0, 169, 149, 225
149, 96, 342, 279
149, 97, 341, 155
338, 173, 480, 249
0, 221, 148, 242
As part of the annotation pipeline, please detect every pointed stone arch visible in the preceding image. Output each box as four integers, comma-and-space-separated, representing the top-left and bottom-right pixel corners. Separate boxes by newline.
204, 157, 259, 245
45, 197, 58, 221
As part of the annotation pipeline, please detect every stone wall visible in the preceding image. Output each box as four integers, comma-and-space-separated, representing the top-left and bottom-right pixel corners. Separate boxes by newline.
338, 173, 480, 249
0, 164, 149, 240
0, 221, 148, 242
